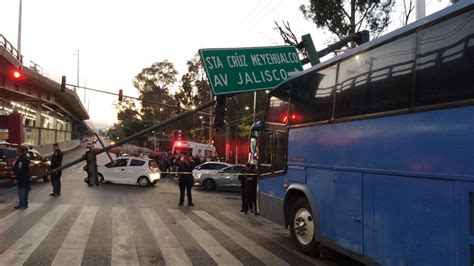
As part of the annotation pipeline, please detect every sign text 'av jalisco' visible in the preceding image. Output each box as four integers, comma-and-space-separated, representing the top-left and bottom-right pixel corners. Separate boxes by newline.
200, 46, 303, 95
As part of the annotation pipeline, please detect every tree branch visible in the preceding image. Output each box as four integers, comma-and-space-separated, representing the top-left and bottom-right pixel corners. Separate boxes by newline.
356, 3, 377, 32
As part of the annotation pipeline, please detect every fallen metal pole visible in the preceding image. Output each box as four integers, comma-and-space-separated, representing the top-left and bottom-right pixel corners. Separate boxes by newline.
95, 133, 114, 163
49, 100, 213, 177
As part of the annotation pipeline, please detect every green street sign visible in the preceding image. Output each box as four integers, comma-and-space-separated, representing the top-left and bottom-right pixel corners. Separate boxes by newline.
199, 46, 303, 95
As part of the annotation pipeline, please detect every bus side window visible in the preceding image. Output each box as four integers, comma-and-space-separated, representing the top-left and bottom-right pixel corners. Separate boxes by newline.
274, 131, 288, 172
415, 10, 474, 106
259, 131, 273, 175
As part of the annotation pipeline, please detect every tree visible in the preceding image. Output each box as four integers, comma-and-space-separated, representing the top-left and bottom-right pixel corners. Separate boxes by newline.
113, 98, 141, 123
133, 60, 178, 121
175, 54, 211, 109
300, 0, 395, 39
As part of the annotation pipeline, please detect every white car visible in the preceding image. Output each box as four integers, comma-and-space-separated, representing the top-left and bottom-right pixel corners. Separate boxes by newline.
97, 157, 160, 187
192, 162, 231, 183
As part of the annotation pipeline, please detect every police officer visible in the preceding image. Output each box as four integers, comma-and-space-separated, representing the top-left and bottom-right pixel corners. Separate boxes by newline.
178, 154, 194, 206
13, 146, 30, 210
50, 143, 63, 196
245, 164, 259, 215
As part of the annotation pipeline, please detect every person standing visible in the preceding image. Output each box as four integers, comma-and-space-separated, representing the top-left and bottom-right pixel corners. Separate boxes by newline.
13, 146, 30, 210
178, 155, 194, 206
239, 164, 250, 213
50, 143, 63, 196
245, 164, 259, 215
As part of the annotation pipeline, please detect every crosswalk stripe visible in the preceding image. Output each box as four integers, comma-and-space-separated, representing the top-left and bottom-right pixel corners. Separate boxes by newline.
0, 203, 41, 235
169, 209, 243, 266
111, 206, 139, 266
194, 210, 290, 266
140, 208, 192, 266
51, 206, 99, 266
0, 204, 70, 266
221, 211, 319, 264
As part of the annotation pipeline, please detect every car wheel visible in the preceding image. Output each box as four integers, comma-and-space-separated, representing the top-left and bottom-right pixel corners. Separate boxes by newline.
43, 176, 49, 182
203, 179, 216, 191
138, 176, 151, 187
289, 197, 320, 256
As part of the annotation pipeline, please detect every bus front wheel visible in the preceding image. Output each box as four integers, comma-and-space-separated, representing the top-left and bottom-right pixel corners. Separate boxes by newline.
289, 197, 319, 256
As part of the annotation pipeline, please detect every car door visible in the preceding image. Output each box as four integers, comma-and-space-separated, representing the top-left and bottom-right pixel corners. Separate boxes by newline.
127, 159, 146, 184
109, 158, 129, 183
217, 166, 241, 188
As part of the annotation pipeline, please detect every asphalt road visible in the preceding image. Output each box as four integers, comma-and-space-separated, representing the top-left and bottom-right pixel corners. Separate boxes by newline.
0, 145, 361, 266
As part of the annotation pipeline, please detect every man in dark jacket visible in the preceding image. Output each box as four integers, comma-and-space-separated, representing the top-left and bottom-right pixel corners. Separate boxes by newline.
245, 164, 259, 215
50, 143, 63, 196
178, 154, 194, 206
13, 146, 30, 209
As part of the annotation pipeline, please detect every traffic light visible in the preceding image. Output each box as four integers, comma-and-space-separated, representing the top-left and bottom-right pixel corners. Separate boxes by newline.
118, 89, 123, 101
60, 76, 66, 92
354, 30, 370, 45
11, 69, 22, 80
213, 95, 226, 129
10, 68, 23, 87
84, 148, 99, 187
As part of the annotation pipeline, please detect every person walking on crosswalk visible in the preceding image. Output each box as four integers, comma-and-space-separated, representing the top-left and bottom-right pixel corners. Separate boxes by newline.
50, 143, 63, 196
13, 146, 31, 210
178, 154, 194, 206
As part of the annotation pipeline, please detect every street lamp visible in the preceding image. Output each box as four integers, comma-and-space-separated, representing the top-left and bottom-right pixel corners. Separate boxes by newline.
245, 106, 250, 111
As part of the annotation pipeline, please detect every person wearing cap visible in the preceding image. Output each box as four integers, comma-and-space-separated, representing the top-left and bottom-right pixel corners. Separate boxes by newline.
12, 146, 31, 209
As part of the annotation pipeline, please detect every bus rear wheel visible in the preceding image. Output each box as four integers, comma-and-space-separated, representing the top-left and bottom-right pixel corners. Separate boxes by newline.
289, 197, 319, 256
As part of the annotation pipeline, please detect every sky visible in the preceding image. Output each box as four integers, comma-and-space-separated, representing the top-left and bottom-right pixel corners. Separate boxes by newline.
0, 0, 451, 129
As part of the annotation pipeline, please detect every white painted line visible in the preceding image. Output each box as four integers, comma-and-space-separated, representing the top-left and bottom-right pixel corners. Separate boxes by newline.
194, 210, 289, 266
111, 207, 139, 266
0, 204, 71, 265
52, 206, 99, 266
140, 208, 192, 266
169, 209, 242, 266
0, 203, 41, 235
221, 211, 320, 264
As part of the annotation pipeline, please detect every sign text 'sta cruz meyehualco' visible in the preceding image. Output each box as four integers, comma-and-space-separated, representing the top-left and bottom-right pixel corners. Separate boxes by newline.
200, 46, 303, 95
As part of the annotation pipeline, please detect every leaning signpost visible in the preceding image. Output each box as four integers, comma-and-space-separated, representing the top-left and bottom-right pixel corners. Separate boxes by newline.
199, 46, 303, 95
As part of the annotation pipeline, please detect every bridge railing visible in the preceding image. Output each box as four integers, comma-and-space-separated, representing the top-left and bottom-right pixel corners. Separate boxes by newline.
0, 34, 23, 63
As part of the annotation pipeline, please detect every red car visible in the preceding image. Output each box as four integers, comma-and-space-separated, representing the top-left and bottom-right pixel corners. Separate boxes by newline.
0, 147, 51, 183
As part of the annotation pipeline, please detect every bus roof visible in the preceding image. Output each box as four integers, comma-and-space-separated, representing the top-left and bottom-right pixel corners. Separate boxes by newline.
277, 0, 473, 88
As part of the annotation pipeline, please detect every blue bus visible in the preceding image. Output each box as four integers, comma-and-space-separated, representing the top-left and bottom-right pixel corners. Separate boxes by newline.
250, 1, 474, 265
